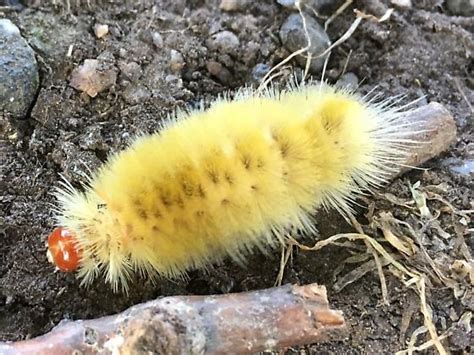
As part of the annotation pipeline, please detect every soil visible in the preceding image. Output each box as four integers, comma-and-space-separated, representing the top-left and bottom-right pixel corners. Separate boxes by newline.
0, 0, 472, 353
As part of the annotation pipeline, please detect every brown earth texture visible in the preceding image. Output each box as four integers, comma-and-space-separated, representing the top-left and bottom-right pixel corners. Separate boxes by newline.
0, 0, 473, 353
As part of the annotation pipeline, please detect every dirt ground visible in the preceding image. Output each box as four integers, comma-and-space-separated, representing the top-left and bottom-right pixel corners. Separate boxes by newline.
0, 0, 472, 353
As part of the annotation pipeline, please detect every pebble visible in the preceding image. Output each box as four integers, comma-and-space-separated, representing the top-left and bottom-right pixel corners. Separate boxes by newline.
152, 32, 164, 48
252, 63, 271, 81
390, 0, 412, 8
219, 0, 248, 11
0, 19, 39, 120
210, 30, 240, 55
78, 125, 107, 151
276, 0, 296, 7
118, 61, 142, 82
206, 60, 233, 85
93, 24, 109, 38
445, 0, 474, 16
277, 0, 342, 14
335, 72, 359, 91
169, 49, 185, 73
122, 84, 151, 105
165, 74, 183, 88
443, 158, 474, 177
279, 13, 331, 73
70, 58, 118, 97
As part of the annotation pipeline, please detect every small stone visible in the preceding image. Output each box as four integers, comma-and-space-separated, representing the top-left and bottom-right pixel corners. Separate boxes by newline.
1, 0, 23, 10
152, 32, 164, 48
93, 24, 109, 38
119, 48, 127, 58
445, 0, 474, 16
0, 19, 39, 120
277, 0, 342, 14
219, 0, 248, 11
443, 158, 474, 177
122, 84, 151, 105
165, 74, 183, 88
118, 61, 142, 82
5, 295, 14, 305
169, 49, 185, 74
276, 0, 296, 7
279, 13, 331, 73
70, 59, 118, 97
335, 72, 359, 91
390, 0, 412, 8
210, 30, 240, 55
79, 125, 106, 151
206, 60, 233, 85
252, 63, 271, 81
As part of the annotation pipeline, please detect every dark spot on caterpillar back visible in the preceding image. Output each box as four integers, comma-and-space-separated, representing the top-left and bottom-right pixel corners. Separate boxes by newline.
221, 198, 230, 205
160, 193, 173, 208
153, 208, 163, 219
271, 131, 289, 158
181, 180, 194, 197
207, 170, 219, 184
241, 154, 251, 169
137, 209, 148, 220
224, 172, 234, 185
197, 184, 206, 198
175, 196, 185, 209
279, 142, 289, 157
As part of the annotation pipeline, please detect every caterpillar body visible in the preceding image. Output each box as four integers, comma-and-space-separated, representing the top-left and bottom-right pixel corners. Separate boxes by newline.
47, 84, 412, 291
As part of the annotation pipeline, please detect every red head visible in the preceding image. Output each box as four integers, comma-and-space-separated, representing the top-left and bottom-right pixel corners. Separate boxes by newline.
46, 227, 81, 272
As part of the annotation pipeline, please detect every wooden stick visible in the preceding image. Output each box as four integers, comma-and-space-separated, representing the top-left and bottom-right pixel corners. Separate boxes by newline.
394, 102, 457, 178
0, 283, 347, 354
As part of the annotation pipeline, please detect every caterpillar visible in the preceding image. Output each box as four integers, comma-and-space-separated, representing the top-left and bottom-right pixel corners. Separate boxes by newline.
47, 83, 414, 291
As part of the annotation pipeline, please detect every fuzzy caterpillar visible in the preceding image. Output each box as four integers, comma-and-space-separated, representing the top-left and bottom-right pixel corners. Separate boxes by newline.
47, 83, 414, 291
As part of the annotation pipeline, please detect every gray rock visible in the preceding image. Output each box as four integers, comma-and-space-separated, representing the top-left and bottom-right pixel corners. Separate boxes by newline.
446, 0, 474, 16
118, 61, 142, 82
122, 84, 151, 105
390, 0, 412, 8
220, 0, 249, 11
252, 63, 271, 81
69, 58, 118, 98
335, 72, 359, 91
169, 49, 185, 74
210, 30, 240, 55
280, 13, 331, 74
152, 32, 164, 48
0, 19, 39, 120
277, 0, 297, 7
277, 0, 343, 15
78, 125, 107, 151
206, 60, 233, 85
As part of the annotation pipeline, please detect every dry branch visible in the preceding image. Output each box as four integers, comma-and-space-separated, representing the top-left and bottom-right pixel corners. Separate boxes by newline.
0, 283, 347, 355
394, 101, 457, 178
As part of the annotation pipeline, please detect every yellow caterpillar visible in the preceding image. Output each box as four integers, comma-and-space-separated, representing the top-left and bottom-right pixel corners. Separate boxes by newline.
47, 83, 412, 291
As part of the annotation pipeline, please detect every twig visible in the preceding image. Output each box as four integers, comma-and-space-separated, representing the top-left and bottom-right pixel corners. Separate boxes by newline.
0, 283, 347, 354
351, 215, 389, 305
391, 102, 456, 178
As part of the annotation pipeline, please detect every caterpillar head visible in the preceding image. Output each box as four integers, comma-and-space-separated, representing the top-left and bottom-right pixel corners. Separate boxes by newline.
46, 227, 81, 273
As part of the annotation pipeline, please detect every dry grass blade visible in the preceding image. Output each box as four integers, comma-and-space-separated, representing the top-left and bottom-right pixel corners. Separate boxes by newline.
287, 232, 447, 355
